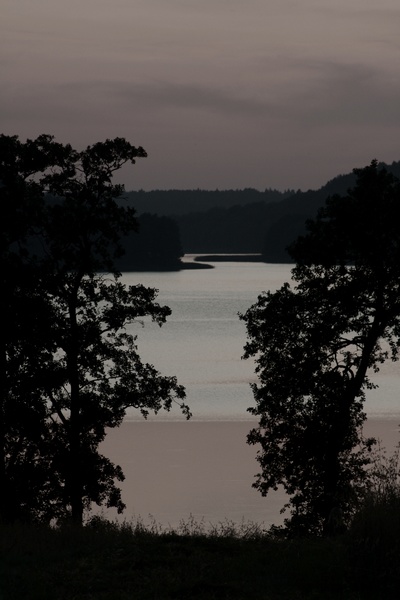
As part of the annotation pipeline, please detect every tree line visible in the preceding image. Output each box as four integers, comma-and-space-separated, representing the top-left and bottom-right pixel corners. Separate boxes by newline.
125, 162, 400, 260
116, 213, 184, 271
124, 187, 296, 216
0, 134, 190, 525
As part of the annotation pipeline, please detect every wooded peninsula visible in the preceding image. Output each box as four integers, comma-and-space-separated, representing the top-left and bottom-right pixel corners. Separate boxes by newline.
121, 160, 400, 268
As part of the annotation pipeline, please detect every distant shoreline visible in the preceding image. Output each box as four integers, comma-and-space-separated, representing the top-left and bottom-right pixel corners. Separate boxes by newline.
120, 253, 288, 272
193, 254, 264, 263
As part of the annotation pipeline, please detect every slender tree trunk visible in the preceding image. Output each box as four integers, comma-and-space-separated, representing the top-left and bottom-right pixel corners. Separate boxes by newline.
0, 274, 12, 522
0, 343, 8, 522
0, 337, 17, 523
322, 297, 387, 534
67, 291, 84, 525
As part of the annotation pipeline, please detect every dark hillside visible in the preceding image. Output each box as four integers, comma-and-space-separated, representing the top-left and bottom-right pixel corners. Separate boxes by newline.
262, 160, 400, 261
116, 213, 184, 271
119, 161, 400, 260
123, 187, 295, 216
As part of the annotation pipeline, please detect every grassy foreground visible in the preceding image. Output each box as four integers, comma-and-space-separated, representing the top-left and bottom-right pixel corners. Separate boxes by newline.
1, 513, 399, 600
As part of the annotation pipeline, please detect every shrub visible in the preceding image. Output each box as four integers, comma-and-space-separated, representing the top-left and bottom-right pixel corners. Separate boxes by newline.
347, 444, 400, 598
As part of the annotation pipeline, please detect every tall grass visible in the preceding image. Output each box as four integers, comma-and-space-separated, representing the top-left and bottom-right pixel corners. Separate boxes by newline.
2, 448, 400, 600
347, 444, 400, 598
0, 516, 350, 599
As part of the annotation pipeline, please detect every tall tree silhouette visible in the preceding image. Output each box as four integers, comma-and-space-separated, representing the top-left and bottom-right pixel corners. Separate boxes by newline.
241, 161, 400, 535
0, 134, 72, 521
0, 135, 190, 524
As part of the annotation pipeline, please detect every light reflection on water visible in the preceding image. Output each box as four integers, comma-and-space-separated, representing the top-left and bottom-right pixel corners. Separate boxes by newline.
122, 260, 400, 421
99, 260, 400, 528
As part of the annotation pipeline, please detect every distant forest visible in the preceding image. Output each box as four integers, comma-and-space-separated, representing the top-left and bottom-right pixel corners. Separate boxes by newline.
125, 161, 400, 264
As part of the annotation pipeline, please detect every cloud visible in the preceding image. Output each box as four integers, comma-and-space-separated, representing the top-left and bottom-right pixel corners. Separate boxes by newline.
1, 0, 399, 192
104, 57, 400, 129
114, 81, 273, 117
272, 59, 400, 126
2, 55, 400, 136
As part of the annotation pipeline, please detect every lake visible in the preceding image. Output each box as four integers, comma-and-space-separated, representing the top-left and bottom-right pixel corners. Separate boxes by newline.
124, 256, 400, 421
99, 257, 400, 528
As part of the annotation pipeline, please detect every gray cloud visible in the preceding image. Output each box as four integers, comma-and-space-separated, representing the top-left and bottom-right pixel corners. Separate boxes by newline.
2, 56, 399, 132
2, 0, 400, 191
103, 58, 400, 128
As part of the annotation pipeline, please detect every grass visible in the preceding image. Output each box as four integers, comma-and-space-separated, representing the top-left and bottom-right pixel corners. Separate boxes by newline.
1, 513, 399, 600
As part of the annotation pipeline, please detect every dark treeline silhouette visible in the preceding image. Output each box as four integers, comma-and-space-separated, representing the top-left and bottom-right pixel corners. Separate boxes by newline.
42, 197, 185, 272
117, 213, 184, 271
125, 161, 400, 260
124, 187, 295, 216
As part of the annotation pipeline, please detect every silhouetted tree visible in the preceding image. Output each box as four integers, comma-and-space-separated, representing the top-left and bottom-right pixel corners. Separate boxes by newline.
0, 135, 190, 524
0, 134, 75, 521
241, 161, 400, 535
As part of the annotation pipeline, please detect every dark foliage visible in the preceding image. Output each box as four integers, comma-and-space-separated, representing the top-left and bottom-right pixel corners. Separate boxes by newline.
241, 160, 400, 535
0, 134, 190, 525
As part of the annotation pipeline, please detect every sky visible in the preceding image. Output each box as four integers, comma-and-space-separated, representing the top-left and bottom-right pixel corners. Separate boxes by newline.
2, 0, 400, 192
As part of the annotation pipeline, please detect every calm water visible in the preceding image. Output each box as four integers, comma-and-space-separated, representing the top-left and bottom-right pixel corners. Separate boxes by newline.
100, 258, 400, 527
123, 257, 400, 421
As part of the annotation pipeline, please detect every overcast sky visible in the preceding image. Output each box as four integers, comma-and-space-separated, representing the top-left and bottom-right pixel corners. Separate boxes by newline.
2, 0, 400, 191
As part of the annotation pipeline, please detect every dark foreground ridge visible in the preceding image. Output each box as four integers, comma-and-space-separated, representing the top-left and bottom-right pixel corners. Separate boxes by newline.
1, 515, 399, 600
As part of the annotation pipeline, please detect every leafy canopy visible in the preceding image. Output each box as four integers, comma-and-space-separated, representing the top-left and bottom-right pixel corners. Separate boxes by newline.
241, 161, 400, 536
0, 134, 190, 524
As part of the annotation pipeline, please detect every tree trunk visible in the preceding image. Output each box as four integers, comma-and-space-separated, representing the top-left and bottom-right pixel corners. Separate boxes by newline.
67, 291, 84, 525
322, 298, 387, 535
0, 348, 7, 522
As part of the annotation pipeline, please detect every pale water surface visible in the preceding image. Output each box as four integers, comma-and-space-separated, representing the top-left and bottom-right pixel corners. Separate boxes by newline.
124, 258, 400, 421
100, 258, 400, 528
